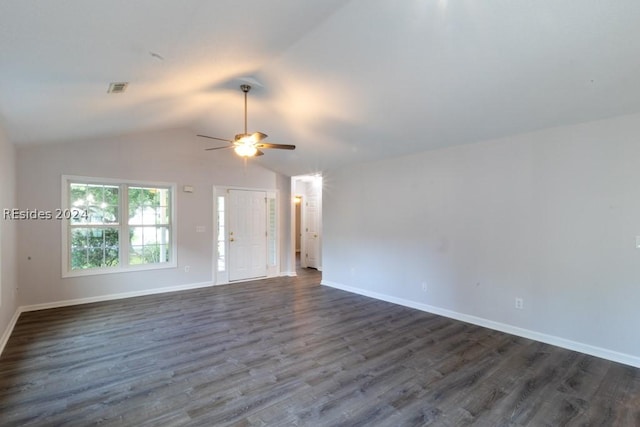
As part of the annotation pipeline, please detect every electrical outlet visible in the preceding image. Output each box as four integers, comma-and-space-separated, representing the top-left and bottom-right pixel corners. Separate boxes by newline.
184, 265, 191, 273
515, 297, 524, 309
421, 282, 428, 292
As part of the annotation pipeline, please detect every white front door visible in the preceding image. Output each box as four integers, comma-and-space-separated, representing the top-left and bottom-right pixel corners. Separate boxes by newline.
228, 189, 267, 281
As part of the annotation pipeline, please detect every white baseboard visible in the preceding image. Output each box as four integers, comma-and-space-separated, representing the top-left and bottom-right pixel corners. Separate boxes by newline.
321, 280, 640, 369
0, 308, 21, 356
0, 281, 214, 356
20, 281, 214, 313
280, 271, 297, 277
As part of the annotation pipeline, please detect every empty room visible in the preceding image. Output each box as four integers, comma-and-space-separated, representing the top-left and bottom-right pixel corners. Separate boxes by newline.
1, 1, 640, 425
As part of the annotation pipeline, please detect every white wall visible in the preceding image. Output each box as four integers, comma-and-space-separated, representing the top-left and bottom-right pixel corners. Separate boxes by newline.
277, 173, 293, 275
323, 112, 640, 366
17, 128, 285, 306
0, 120, 19, 350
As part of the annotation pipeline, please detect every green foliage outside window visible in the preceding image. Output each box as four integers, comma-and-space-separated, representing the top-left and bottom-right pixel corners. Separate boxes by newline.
69, 183, 120, 270
128, 187, 171, 265
68, 182, 171, 271
70, 228, 119, 269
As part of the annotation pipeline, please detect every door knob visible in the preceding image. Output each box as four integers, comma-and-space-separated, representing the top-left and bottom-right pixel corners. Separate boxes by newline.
230, 238, 235, 242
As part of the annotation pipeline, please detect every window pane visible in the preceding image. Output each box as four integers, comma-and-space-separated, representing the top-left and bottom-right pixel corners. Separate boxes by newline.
157, 206, 170, 225
70, 184, 88, 224
142, 207, 156, 225
129, 226, 170, 265
70, 183, 119, 225
70, 184, 87, 206
127, 186, 172, 266
217, 240, 225, 272
70, 227, 119, 270
267, 197, 277, 266
129, 186, 170, 225
217, 195, 225, 272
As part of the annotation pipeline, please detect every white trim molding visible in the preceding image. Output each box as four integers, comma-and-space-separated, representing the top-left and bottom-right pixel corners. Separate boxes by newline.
0, 309, 21, 356
280, 271, 297, 277
20, 281, 214, 313
321, 280, 640, 369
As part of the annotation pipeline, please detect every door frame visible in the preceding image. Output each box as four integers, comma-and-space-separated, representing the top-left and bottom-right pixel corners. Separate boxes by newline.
213, 185, 279, 285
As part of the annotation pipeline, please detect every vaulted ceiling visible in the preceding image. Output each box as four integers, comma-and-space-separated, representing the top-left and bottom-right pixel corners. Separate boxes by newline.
2, 0, 640, 176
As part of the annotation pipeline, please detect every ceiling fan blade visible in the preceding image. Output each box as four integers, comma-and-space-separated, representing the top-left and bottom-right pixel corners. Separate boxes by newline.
256, 143, 296, 150
205, 145, 234, 151
255, 149, 265, 156
251, 132, 268, 141
197, 134, 233, 143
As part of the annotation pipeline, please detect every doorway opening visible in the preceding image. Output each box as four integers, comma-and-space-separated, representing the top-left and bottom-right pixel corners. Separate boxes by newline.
291, 174, 322, 274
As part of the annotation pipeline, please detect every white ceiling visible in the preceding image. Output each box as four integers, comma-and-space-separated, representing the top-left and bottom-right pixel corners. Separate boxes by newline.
2, 0, 640, 176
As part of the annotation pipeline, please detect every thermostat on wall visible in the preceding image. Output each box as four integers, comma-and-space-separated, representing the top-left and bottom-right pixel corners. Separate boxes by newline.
183, 185, 194, 193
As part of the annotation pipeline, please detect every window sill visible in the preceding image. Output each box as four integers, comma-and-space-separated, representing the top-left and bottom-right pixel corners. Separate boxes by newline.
62, 262, 177, 279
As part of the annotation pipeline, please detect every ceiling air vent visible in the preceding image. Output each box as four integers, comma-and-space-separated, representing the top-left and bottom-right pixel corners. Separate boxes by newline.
107, 82, 129, 94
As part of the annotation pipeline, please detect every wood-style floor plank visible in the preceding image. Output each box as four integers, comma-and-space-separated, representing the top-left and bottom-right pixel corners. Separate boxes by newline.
1, 268, 639, 426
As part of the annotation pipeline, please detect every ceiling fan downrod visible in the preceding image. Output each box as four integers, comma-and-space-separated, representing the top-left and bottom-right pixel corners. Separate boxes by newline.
241, 84, 251, 136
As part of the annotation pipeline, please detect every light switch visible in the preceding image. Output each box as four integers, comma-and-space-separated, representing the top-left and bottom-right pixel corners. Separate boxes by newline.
636, 236, 640, 248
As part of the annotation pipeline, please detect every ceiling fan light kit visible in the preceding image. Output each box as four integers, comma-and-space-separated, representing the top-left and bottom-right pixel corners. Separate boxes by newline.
234, 144, 258, 157
198, 84, 295, 158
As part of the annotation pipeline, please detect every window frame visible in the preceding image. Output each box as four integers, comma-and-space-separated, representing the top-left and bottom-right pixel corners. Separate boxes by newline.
61, 175, 177, 278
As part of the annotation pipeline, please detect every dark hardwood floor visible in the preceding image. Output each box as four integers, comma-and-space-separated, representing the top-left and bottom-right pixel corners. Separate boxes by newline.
1, 268, 639, 426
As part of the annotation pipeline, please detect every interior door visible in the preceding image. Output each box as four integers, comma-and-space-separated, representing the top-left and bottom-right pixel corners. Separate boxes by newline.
303, 183, 321, 269
228, 189, 267, 281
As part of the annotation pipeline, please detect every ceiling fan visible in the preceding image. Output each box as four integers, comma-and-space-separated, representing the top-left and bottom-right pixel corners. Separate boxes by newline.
198, 84, 296, 157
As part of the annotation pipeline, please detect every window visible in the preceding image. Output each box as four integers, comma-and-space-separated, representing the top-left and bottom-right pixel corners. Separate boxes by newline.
62, 176, 176, 277
127, 186, 171, 265
216, 195, 226, 272
267, 196, 277, 267
68, 182, 120, 269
